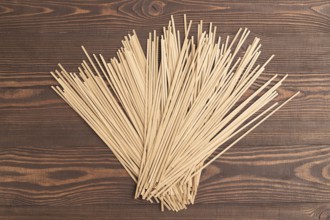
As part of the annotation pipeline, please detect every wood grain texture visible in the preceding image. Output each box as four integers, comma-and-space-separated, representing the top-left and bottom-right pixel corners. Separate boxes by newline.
1, 144, 330, 206
2, 204, 330, 220
0, 0, 329, 219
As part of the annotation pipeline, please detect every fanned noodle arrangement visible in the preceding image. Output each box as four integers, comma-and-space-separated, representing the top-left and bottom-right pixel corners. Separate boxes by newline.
51, 15, 299, 211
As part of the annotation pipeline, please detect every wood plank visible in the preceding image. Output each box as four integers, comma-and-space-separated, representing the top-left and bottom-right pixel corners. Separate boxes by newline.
0, 33, 329, 88
0, 86, 327, 147
1, 203, 330, 220
1, 144, 330, 206
0, 0, 328, 33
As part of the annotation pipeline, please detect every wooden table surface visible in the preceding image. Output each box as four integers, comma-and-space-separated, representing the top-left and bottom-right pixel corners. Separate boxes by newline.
0, 0, 329, 219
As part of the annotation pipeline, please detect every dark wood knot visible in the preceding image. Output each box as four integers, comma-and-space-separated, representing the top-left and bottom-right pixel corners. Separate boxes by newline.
148, 1, 165, 16
319, 209, 330, 220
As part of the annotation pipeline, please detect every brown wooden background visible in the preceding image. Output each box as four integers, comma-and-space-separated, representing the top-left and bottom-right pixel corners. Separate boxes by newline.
0, 0, 329, 219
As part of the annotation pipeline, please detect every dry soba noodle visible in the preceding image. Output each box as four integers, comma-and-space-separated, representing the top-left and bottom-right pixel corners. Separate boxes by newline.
51, 15, 299, 211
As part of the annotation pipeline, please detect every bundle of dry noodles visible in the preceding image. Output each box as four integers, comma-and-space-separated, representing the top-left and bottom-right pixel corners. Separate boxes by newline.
50, 15, 299, 211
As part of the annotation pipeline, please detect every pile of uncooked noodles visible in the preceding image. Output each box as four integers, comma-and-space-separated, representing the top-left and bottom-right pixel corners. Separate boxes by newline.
51, 15, 299, 211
